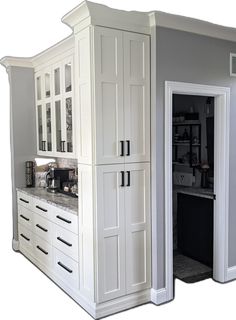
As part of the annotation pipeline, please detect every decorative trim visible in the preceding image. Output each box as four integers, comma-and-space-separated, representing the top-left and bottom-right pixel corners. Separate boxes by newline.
151, 288, 170, 305
12, 239, 19, 252
227, 266, 236, 282
165, 81, 230, 299
0, 57, 33, 69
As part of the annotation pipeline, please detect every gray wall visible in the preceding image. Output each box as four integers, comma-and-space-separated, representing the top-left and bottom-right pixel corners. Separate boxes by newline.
155, 27, 236, 290
9, 66, 36, 243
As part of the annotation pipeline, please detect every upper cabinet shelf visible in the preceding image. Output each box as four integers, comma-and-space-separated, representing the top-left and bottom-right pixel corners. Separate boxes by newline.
35, 55, 75, 158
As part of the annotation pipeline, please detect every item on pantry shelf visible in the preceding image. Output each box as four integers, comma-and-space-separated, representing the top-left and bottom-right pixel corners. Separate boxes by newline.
182, 129, 189, 140
25, 161, 35, 187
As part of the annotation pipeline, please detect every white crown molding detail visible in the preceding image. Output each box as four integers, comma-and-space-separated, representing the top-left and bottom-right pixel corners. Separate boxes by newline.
0, 57, 33, 69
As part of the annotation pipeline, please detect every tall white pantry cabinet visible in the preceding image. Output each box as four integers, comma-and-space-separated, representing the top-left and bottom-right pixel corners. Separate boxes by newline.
76, 25, 151, 303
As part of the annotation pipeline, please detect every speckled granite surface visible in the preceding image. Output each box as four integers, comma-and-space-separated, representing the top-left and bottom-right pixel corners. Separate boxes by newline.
17, 187, 78, 215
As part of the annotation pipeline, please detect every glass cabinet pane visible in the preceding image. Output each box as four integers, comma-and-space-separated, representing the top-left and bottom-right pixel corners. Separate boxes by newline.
65, 63, 72, 92
36, 77, 41, 100
37, 105, 43, 150
46, 103, 52, 151
66, 97, 73, 152
45, 73, 51, 98
54, 68, 60, 95
55, 101, 62, 152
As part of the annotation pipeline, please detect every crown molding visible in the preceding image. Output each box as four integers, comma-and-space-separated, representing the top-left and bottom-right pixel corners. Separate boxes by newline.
0, 56, 33, 69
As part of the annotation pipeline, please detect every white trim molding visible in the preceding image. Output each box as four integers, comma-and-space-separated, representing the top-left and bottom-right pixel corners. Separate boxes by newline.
227, 266, 236, 282
151, 288, 168, 305
12, 239, 19, 252
165, 81, 230, 299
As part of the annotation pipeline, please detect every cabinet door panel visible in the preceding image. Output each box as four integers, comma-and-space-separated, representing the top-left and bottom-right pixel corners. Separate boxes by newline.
96, 164, 126, 302
125, 163, 151, 293
124, 32, 150, 163
94, 27, 124, 164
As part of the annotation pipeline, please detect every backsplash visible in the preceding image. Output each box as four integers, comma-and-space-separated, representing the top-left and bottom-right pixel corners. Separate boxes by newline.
56, 158, 77, 168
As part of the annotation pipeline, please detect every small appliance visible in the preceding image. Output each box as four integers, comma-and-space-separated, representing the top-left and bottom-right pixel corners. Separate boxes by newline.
46, 167, 74, 194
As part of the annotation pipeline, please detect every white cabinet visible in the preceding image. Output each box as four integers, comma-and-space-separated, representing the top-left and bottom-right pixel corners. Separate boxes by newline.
35, 55, 75, 157
96, 162, 151, 302
94, 27, 150, 165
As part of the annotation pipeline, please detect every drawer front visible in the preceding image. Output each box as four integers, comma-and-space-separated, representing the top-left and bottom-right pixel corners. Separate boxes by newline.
18, 224, 34, 255
17, 191, 33, 210
33, 198, 53, 221
34, 235, 53, 268
33, 213, 53, 244
53, 225, 79, 262
53, 208, 78, 234
54, 248, 79, 290
18, 205, 33, 229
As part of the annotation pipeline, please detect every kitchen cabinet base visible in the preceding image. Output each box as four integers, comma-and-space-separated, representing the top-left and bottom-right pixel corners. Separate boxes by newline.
12, 239, 20, 252
18, 246, 151, 319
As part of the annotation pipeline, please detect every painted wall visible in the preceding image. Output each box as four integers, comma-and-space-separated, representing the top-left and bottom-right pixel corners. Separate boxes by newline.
9, 66, 36, 243
155, 27, 236, 290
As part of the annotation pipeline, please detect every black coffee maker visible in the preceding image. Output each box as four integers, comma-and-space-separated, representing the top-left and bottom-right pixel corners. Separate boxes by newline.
46, 168, 71, 193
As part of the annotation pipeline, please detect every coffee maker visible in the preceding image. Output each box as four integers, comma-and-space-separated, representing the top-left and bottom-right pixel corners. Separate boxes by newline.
46, 168, 71, 193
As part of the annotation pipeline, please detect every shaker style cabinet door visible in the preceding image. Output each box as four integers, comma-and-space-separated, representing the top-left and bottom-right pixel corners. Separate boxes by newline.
124, 32, 150, 163
96, 164, 126, 302
125, 162, 151, 293
94, 27, 125, 165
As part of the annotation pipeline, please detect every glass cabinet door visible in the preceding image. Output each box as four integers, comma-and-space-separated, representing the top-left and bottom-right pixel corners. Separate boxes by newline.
37, 105, 44, 151
65, 63, 72, 93
65, 97, 73, 153
55, 101, 62, 152
54, 68, 61, 96
46, 103, 52, 151
36, 76, 42, 101
45, 73, 51, 98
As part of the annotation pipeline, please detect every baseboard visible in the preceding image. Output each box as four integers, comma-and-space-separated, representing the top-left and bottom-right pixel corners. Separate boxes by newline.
95, 289, 151, 318
12, 239, 19, 252
227, 266, 236, 282
151, 288, 170, 305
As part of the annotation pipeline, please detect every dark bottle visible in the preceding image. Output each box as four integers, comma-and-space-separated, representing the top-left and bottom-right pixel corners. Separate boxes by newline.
25, 161, 35, 187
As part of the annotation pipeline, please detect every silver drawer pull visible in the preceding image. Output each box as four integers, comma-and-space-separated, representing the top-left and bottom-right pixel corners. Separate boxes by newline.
36, 224, 48, 232
20, 198, 29, 204
56, 215, 71, 224
36, 245, 48, 255
20, 233, 30, 241
57, 236, 72, 247
36, 205, 47, 212
20, 214, 30, 222
57, 261, 73, 273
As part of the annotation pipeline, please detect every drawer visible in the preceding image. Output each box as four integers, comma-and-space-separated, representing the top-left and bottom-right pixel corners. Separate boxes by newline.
18, 205, 33, 229
33, 213, 53, 244
33, 198, 53, 221
34, 235, 53, 268
53, 224, 79, 262
53, 248, 79, 290
18, 223, 34, 255
53, 207, 78, 234
17, 191, 33, 210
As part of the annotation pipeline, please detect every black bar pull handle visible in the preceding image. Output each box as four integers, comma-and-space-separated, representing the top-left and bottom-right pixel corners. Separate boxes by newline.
20, 198, 29, 204
127, 171, 131, 187
36, 205, 48, 212
20, 233, 30, 242
36, 245, 48, 255
120, 141, 124, 157
61, 141, 66, 152
57, 236, 72, 247
126, 140, 130, 156
120, 171, 125, 187
36, 224, 48, 232
57, 261, 73, 273
56, 215, 71, 224
42, 141, 46, 151
20, 214, 30, 222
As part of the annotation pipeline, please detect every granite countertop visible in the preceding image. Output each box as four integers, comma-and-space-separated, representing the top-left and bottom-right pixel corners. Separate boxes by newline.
17, 187, 78, 215
174, 185, 214, 200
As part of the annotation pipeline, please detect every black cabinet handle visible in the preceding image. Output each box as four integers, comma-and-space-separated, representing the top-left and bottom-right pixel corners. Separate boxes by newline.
57, 236, 72, 247
127, 171, 131, 187
120, 141, 124, 157
57, 261, 73, 273
120, 171, 125, 187
60, 140, 66, 152
126, 140, 130, 156
20, 214, 30, 222
20, 233, 30, 241
56, 215, 71, 224
42, 140, 46, 151
36, 205, 47, 212
36, 224, 48, 232
36, 245, 48, 255
20, 198, 29, 204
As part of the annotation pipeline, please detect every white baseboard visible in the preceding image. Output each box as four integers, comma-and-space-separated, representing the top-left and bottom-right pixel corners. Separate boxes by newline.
12, 239, 19, 252
151, 288, 170, 305
227, 266, 236, 282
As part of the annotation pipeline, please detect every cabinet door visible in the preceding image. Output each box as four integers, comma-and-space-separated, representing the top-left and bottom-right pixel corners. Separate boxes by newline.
96, 164, 126, 302
124, 32, 150, 163
94, 27, 124, 165
125, 162, 151, 293
35, 72, 46, 153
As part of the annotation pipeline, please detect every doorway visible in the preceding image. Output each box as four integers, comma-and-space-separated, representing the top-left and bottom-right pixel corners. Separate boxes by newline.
164, 81, 230, 300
